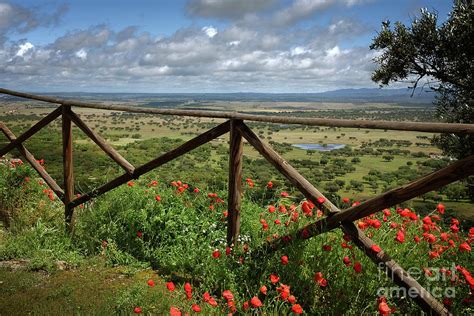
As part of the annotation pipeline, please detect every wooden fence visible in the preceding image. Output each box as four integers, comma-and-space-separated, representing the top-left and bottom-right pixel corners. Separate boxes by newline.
1, 87, 474, 315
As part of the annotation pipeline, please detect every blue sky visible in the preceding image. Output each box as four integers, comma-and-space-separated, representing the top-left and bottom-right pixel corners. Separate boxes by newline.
0, 0, 452, 92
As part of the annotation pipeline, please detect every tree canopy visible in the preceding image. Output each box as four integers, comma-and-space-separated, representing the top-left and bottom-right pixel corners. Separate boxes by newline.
370, 1, 473, 159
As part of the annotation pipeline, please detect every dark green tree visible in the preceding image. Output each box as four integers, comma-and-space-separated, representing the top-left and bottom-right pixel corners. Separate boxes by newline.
370, 1, 473, 159
370, 1, 473, 200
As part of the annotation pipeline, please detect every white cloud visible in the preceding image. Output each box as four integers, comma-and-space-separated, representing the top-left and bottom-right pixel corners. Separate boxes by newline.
15, 42, 34, 57
0, 1, 377, 92
75, 48, 87, 60
291, 46, 310, 56
326, 45, 341, 58
202, 26, 218, 38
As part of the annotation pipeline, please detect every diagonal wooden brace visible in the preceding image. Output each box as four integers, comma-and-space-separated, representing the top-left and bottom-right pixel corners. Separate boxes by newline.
69, 120, 231, 208
0, 122, 64, 201
66, 110, 135, 175
237, 121, 453, 315
0, 106, 62, 157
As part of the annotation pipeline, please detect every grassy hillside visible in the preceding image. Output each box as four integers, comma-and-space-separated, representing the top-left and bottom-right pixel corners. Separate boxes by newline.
0, 163, 473, 315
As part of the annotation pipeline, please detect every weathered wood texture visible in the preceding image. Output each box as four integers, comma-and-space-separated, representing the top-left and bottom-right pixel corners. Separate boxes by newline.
1, 88, 473, 134
236, 121, 339, 214
0, 122, 64, 200
226, 120, 243, 246
342, 223, 451, 316
69, 121, 231, 208
0, 106, 62, 157
67, 110, 135, 175
62, 106, 75, 232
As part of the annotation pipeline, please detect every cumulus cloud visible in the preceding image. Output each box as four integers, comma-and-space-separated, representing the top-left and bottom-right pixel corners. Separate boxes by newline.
202, 26, 218, 38
15, 42, 33, 57
187, 0, 276, 19
0, 1, 377, 92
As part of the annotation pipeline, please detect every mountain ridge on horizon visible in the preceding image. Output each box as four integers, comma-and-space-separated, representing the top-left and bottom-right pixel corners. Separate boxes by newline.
0, 87, 435, 105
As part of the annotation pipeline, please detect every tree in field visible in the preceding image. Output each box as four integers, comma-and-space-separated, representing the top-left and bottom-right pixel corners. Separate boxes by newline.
370, 1, 473, 200
370, 1, 473, 159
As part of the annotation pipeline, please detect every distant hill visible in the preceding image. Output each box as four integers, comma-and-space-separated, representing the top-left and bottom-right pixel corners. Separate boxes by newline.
0, 87, 435, 105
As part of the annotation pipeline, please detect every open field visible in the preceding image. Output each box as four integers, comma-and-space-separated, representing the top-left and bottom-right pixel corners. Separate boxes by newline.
1, 99, 470, 221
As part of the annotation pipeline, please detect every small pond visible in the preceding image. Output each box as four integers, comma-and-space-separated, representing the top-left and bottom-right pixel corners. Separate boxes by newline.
292, 143, 346, 151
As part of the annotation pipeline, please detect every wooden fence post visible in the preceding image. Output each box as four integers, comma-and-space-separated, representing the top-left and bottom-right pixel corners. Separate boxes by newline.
227, 119, 243, 246
62, 105, 75, 233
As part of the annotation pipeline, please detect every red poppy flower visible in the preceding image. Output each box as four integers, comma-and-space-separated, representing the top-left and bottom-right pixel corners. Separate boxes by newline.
184, 282, 192, 293
136, 231, 143, 238
357, 221, 368, 230
260, 285, 268, 295
192, 304, 201, 312
225, 246, 231, 256
437, 203, 445, 214
423, 233, 437, 243
414, 235, 421, 243
222, 290, 234, 301
292, 304, 303, 314
207, 297, 218, 307
270, 274, 280, 284
372, 219, 382, 229
268, 205, 276, 213
440, 232, 449, 241
147, 279, 155, 287
342, 197, 350, 203
155, 195, 161, 201
250, 296, 262, 308
267, 181, 273, 189
395, 230, 405, 243
127, 181, 135, 187
322, 244, 332, 251
450, 224, 459, 233
429, 251, 440, 259
246, 178, 255, 187
314, 272, 328, 287
134, 307, 142, 314
378, 301, 391, 315
354, 262, 362, 273
280, 191, 289, 197
166, 282, 175, 292
317, 197, 325, 204
212, 249, 220, 258
442, 298, 452, 307
371, 244, 382, 253
281, 255, 289, 265
459, 242, 471, 252
242, 301, 250, 311
343, 256, 351, 266
170, 307, 181, 316
203, 292, 211, 302
288, 295, 296, 304
277, 284, 291, 300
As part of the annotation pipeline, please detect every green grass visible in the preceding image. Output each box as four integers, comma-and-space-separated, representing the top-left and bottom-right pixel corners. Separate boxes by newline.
0, 164, 473, 315
0, 259, 167, 315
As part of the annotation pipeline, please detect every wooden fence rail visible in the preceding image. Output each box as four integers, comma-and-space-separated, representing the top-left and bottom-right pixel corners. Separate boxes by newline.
2, 88, 473, 315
